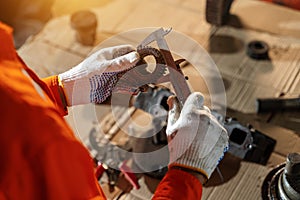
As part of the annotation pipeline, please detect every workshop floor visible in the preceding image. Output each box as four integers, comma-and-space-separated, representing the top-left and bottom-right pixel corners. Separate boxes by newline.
17, 0, 300, 199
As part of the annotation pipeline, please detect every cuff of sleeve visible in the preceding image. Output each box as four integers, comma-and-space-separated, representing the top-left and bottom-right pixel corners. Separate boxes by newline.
169, 163, 209, 180
153, 167, 203, 199
43, 75, 68, 116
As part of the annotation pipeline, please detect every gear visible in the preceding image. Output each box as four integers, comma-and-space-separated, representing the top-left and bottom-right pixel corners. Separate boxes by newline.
113, 46, 167, 94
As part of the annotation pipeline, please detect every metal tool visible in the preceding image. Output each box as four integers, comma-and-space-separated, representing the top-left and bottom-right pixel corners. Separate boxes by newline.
137, 27, 191, 106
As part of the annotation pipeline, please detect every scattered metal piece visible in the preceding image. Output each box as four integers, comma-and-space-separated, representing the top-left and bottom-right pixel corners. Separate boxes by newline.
205, 0, 234, 26
70, 10, 97, 46
89, 126, 140, 190
247, 40, 269, 60
223, 117, 254, 159
256, 97, 300, 113
262, 153, 300, 200
223, 117, 276, 165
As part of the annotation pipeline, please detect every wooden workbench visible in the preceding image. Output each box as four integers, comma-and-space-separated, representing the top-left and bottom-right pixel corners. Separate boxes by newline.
18, 0, 300, 199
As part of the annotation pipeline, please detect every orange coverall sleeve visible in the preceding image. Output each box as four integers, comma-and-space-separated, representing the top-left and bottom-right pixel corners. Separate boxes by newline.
153, 169, 203, 199
43, 75, 68, 116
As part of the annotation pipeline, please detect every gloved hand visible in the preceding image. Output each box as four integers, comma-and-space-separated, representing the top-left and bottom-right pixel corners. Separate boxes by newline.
58, 45, 140, 106
166, 92, 229, 180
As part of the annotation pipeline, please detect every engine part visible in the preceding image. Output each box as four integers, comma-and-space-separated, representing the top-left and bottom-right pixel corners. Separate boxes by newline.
247, 40, 269, 60
223, 118, 254, 159
262, 152, 300, 200
134, 85, 173, 118
132, 86, 172, 179
88, 127, 140, 190
224, 117, 276, 165
256, 97, 300, 113
205, 0, 234, 26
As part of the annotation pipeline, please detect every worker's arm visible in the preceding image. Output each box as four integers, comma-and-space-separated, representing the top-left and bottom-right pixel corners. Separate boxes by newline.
42, 46, 139, 115
152, 168, 203, 199
153, 93, 229, 199
43, 75, 68, 116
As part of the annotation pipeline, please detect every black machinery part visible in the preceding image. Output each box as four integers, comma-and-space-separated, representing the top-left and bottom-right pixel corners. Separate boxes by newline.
247, 40, 269, 60
206, 0, 235, 26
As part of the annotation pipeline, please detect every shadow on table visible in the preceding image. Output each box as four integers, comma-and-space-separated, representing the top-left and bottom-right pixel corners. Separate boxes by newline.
205, 153, 242, 187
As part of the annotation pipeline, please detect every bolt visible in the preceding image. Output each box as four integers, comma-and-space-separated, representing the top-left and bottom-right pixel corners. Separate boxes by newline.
285, 153, 300, 177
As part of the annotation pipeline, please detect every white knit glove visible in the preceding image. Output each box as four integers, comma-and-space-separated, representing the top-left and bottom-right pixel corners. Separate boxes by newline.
58, 45, 140, 106
166, 92, 229, 179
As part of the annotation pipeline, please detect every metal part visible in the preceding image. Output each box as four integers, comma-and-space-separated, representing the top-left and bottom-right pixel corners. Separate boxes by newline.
262, 153, 300, 200
134, 85, 173, 118
114, 46, 167, 94
88, 127, 140, 190
132, 86, 172, 179
223, 117, 276, 165
206, 0, 234, 26
138, 27, 191, 106
256, 97, 300, 113
247, 40, 269, 60
223, 118, 254, 159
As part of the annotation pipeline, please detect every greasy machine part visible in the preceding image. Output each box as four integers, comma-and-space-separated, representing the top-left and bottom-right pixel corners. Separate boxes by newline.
262, 153, 300, 200
206, 0, 234, 26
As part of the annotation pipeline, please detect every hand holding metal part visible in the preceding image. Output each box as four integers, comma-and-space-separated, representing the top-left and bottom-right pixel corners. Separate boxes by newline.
113, 27, 191, 106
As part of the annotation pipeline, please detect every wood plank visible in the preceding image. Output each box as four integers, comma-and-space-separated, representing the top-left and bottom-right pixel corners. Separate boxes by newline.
231, 0, 300, 38
207, 26, 300, 113
228, 162, 269, 200
250, 121, 300, 157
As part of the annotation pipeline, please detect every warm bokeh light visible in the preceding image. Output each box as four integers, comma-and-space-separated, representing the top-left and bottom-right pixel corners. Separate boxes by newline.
52, 0, 112, 16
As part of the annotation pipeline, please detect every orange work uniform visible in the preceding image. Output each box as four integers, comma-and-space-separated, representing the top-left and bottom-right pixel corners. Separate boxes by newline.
0, 22, 202, 199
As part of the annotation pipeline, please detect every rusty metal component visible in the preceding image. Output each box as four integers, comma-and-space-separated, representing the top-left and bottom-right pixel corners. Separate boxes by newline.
262, 153, 300, 200
206, 0, 234, 26
138, 28, 191, 107
113, 46, 167, 95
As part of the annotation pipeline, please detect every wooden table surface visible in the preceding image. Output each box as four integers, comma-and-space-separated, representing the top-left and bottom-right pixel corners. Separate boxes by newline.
17, 0, 300, 199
